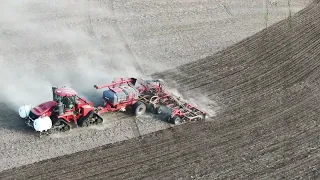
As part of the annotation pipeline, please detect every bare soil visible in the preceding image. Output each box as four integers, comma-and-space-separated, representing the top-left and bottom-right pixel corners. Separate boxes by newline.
0, 0, 310, 173
0, 1, 319, 179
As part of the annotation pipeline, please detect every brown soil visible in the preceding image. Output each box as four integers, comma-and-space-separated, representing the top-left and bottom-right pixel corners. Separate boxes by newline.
0, 0, 310, 172
1, 1, 319, 179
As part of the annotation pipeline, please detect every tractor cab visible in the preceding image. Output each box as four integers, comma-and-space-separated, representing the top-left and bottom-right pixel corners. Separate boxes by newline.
52, 87, 78, 115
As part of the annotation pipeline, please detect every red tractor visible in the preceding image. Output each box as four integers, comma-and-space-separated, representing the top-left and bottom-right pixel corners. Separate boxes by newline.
18, 86, 103, 135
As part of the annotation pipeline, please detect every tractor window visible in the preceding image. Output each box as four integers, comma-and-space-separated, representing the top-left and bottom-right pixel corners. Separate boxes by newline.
53, 93, 62, 102
62, 96, 75, 109
71, 96, 76, 104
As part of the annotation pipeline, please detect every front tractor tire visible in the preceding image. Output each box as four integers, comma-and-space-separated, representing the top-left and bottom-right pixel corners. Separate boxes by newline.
52, 119, 71, 133
133, 101, 146, 116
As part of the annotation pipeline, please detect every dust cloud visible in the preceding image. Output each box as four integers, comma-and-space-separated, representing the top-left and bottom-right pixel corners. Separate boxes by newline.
160, 79, 222, 119
0, 55, 54, 109
0, 0, 145, 110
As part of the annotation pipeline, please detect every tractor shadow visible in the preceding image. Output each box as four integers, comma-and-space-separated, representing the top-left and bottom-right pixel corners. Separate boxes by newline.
98, 104, 172, 124
0, 103, 38, 136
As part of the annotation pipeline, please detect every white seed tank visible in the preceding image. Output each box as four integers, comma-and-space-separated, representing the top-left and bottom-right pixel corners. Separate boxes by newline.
33, 116, 52, 132
18, 105, 33, 118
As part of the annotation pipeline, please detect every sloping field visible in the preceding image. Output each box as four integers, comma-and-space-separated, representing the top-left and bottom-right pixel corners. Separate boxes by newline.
1, 1, 319, 179
0, 0, 310, 172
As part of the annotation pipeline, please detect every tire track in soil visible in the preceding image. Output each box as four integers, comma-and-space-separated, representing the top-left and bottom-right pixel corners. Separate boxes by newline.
0, 1, 320, 180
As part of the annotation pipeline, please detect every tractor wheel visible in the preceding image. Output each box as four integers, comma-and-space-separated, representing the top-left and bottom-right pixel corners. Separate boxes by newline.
47, 128, 55, 134
61, 123, 71, 132
172, 116, 182, 125
133, 101, 146, 116
146, 104, 154, 113
94, 113, 103, 124
78, 110, 94, 127
96, 118, 103, 124
82, 121, 89, 127
156, 106, 165, 114
148, 104, 160, 114
54, 119, 71, 132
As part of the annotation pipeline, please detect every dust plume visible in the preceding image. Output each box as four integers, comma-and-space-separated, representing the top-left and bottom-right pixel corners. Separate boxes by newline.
0, 55, 54, 109
159, 79, 222, 119
182, 92, 221, 119
0, 0, 145, 110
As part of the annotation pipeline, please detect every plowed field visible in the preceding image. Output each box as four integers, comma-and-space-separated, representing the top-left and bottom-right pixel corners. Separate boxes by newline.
0, 1, 319, 180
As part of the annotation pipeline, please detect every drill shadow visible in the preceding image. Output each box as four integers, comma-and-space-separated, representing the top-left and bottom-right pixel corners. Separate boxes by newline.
145, 105, 173, 123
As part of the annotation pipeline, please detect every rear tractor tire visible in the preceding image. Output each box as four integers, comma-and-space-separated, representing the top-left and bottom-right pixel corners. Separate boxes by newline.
133, 101, 146, 116
78, 110, 94, 127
